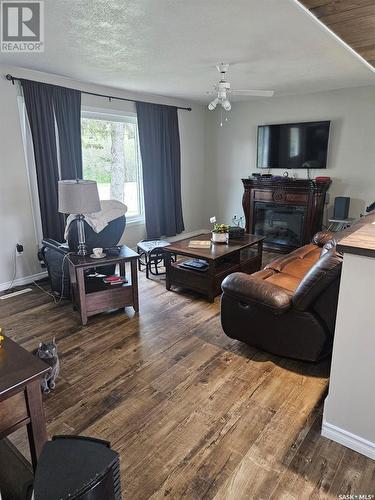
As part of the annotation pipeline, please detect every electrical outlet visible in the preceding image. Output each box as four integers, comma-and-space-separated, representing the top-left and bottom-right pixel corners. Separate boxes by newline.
232, 214, 245, 227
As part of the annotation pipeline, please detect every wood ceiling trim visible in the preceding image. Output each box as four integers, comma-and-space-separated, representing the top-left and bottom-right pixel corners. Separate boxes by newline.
302, 0, 375, 15
319, 5, 375, 26
299, 0, 375, 68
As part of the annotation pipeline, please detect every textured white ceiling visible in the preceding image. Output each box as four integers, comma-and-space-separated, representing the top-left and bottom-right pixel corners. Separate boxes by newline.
1, 0, 374, 102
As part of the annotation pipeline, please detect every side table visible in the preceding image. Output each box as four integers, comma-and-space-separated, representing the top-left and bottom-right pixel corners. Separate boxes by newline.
68, 246, 140, 325
0, 336, 49, 471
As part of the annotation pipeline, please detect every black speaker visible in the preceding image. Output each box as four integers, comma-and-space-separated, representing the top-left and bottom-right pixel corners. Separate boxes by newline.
333, 197, 350, 220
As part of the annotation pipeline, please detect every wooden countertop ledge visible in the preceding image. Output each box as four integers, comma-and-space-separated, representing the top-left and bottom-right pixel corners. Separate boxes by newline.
337, 222, 375, 258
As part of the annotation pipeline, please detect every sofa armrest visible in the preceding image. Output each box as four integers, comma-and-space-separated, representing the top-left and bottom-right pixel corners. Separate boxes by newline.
292, 250, 342, 311
221, 272, 292, 314
312, 231, 335, 247
41, 238, 69, 256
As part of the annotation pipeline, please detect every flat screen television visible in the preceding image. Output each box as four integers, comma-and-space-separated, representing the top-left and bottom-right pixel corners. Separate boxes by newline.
257, 120, 331, 169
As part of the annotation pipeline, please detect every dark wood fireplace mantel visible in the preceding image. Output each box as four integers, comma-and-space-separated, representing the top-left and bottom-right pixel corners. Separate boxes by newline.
242, 177, 331, 252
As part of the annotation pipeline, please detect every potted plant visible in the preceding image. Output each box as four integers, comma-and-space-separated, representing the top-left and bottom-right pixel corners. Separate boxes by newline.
212, 223, 229, 244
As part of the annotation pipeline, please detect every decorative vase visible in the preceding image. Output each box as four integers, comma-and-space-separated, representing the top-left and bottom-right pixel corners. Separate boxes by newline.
212, 232, 228, 244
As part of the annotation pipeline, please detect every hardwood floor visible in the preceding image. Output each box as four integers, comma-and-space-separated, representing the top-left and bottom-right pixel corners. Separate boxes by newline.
1, 272, 374, 499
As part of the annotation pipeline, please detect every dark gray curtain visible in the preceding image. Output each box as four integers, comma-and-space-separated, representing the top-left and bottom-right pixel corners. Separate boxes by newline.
21, 79, 64, 241
53, 86, 83, 180
136, 102, 184, 238
21, 79, 82, 241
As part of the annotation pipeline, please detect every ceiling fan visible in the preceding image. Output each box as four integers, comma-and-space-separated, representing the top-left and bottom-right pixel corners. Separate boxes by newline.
207, 63, 274, 111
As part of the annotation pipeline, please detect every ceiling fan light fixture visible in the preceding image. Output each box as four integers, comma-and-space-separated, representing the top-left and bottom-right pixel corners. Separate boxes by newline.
222, 99, 231, 111
208, 97, 219, 110
218, 89, 227, 99
206, 62, 274, 115
216, 62, 229, 74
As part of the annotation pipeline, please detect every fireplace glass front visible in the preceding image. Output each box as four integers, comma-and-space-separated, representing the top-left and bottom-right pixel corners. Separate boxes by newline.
253, 202, 307, 248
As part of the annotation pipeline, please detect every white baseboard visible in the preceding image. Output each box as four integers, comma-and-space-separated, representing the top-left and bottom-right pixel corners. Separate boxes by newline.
0, 271, 47, 292
322, 420, 375, 460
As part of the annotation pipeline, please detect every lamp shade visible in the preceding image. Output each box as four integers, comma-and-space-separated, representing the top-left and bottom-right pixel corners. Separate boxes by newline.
58, 180, 101, 214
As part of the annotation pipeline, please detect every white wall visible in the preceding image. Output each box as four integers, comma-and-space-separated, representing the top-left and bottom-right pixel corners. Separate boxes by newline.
0, 65, 207, 289
322, 251, 375, 459
205, 86, 375, 226
0, 72, 38, 288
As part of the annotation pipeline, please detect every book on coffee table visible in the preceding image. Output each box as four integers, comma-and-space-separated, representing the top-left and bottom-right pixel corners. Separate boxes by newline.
188, 240, 211, 248
178, 259, 209, 272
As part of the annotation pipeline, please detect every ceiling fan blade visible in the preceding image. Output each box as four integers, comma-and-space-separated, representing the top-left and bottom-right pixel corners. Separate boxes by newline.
231, 90, 274, 97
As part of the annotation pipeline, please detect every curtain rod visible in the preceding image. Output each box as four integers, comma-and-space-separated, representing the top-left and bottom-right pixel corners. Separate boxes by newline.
5, 74, 192, 111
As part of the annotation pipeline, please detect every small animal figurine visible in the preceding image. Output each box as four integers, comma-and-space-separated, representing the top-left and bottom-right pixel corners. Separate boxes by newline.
33, 337, 60, 394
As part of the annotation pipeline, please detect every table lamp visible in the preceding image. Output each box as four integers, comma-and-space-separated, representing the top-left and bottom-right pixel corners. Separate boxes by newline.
58, 180, 101, 256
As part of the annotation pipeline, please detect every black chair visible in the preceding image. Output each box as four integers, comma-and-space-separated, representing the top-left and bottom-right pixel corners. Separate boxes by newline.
137, 239, 174, 279
40, 215, 126, 298
33, 436, 121, 499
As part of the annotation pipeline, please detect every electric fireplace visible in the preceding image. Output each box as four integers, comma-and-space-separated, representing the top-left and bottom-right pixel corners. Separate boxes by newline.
254, 202, 307, 248
242, 177, 331, 252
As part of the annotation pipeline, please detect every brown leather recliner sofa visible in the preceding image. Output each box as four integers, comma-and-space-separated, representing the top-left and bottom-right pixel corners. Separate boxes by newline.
221, 212, 375, 361
221, 213, 375, 362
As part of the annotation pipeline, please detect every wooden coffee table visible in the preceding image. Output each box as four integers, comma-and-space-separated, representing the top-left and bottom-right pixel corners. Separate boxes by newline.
164, 233, 264, 302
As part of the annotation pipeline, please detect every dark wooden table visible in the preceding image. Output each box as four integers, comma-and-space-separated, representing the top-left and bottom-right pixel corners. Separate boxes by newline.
68, 246, 140, 325
0, 336, 49, 471
164, 233, 264, 302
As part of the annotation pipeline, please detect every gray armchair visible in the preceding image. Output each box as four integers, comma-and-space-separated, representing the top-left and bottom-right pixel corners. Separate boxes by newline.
41, 208, 126, 298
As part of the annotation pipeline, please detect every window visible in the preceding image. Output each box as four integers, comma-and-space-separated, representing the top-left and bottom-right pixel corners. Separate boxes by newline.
81, 110, 144, 221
